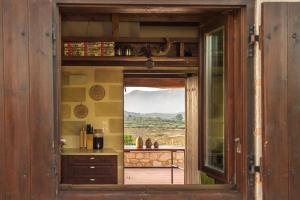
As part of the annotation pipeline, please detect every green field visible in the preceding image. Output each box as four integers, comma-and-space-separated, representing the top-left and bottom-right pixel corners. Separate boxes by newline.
124, 112, 185, 146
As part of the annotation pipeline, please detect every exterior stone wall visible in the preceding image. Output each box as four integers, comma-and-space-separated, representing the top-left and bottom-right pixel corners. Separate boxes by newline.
124, 151, 184, 168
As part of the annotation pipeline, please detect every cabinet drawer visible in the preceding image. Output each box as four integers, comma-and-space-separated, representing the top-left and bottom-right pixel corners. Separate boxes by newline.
66, 177, 117, 184
68, 155, 117, 165
69, 165, 117, 178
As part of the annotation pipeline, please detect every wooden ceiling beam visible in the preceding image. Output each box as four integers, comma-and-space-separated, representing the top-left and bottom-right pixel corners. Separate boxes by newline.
111, 14, 119, 37
59, 5, 238, 14
120, 14, 205, 22
124, 78, 186, 88
61, 13, 216, 23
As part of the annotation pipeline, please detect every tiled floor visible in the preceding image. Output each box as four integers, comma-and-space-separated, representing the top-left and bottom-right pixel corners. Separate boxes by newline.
124, 168, 184, 184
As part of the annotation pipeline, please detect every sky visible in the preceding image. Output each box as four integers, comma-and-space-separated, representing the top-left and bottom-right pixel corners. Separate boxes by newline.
124, 87, 185, 113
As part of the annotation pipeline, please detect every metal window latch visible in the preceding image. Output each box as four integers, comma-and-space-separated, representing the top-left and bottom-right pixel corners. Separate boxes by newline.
248, 154, 261, 188
248, 154, 261, 174
234, 138, 242, 154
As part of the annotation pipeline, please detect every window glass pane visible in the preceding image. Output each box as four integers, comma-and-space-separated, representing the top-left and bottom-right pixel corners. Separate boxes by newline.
204, 27, 225, 172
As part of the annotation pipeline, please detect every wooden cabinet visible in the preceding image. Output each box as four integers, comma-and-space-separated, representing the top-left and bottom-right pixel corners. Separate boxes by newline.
61, 155, 118, 184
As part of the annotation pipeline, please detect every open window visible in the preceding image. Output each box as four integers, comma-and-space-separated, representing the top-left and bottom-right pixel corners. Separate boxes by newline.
199, 13, 241, 184
202, 25, 227, 181
55, 3, 249, 198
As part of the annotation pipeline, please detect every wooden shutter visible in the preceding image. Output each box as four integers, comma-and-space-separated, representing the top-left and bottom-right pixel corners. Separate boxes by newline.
0, 0, 56, 199
262, 3, 300, 200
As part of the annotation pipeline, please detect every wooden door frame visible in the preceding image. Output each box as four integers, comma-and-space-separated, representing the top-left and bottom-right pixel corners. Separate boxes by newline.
53, 1, 254, 200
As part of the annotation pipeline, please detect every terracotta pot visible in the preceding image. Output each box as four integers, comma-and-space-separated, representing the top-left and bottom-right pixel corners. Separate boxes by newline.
145, 138, 152, 148
135, 136, 143, 149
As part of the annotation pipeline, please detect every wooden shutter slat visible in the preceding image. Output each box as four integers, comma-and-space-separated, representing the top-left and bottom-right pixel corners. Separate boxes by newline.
28, 0, 56, 199
287, 3, 300, 200
0, 0, 4, 199
2, 0, 31, 199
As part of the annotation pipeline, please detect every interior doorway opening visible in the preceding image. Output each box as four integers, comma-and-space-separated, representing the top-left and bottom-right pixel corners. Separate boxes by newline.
123, 84, 186, 185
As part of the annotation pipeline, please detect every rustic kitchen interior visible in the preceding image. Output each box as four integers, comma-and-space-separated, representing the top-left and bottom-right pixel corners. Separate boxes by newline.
59, 6, 244, 186
2, 0, 300, 199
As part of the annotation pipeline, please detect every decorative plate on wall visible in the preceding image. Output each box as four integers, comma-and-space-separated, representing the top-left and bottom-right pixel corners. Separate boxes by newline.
89, 85, 105, 101
74, 104, 88, 119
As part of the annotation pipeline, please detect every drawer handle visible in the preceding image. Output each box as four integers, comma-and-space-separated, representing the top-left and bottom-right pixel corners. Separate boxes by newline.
89, 178, 95, 182
89, 157, 95, 160
90, 166, 95, 169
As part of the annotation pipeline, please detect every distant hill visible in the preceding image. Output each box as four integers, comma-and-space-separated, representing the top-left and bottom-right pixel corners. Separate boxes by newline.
124, 89, 185, 114
124, 111, 185, 120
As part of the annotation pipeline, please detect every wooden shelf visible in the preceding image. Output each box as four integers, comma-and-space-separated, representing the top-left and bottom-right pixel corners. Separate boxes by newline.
62, 56, 198, 67
62, 37, 198, 44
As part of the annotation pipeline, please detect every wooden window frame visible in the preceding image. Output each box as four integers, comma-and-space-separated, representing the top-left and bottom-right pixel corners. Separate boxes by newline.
199, 15, 234, 183
53, 1, 254, 200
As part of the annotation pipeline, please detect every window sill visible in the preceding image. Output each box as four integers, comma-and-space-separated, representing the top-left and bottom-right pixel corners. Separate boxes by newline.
59, 184, 243, 200
60, 183, 236, 191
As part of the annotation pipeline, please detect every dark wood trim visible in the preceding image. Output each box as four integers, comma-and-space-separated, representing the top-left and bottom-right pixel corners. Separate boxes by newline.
60, 184, 235, 191
124, 77, 186, 87
199, 14, 231, 183
54, 1, 63, 195
61, 13, 209, 22
60, 189, 242, 200
125, 14, 216, 23
56, 0, 250, 6
59, 6, 242, 15
123, 69, 198, 75
62, 56, 198, 67
60, 184, 241, 200
112, 14, 120, 37
124, 73, 188, 78
198, 8, 247, 193
140, 22, 200, 27
233, 8, 246, 194
0, 0, 4, 198
58, 5, 245, 16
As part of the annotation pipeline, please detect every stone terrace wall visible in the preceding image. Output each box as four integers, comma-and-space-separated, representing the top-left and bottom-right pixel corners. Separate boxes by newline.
124, 151, 184, 168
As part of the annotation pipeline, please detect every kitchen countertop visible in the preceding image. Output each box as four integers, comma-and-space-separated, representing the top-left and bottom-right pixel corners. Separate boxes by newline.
61, 148, 118, 155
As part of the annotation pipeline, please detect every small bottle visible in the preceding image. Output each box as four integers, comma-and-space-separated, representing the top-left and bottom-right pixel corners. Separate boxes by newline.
87, 135, 93, 150
83, 128, 87, 148
80, 128, 84, 148
86, 124, 94, 150
86, 124, 92, 134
